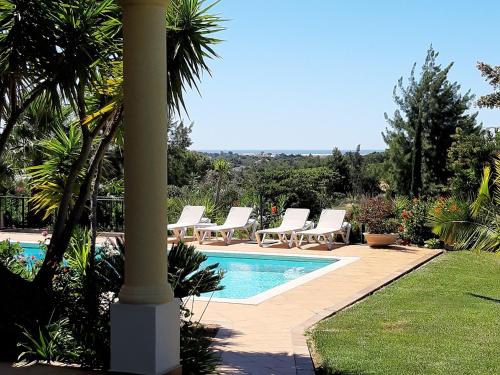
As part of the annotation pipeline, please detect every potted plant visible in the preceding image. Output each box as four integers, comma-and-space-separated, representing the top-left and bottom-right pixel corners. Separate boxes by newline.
359, 197, 399, 247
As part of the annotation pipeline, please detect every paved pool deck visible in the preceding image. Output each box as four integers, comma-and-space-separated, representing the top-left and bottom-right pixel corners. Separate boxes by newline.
0, 232, 442, 375
185, 238, 442, 375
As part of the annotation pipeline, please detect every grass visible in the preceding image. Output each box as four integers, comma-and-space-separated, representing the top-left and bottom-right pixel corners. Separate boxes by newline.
309, 251, 500, 375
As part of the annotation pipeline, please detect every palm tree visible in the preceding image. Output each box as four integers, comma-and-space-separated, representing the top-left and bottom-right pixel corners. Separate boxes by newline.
429, 157, 499, 252
16, 0, 223, 288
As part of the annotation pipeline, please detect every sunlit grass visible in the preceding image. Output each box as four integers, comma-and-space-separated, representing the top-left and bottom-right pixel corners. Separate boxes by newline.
310, 251, 500, 375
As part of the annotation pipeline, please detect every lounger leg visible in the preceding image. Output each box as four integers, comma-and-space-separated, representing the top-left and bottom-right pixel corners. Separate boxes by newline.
287, 232, 295, 248
327, 234, 334, 250
294, 233, 302, 248
220, 230, 228, 245
255, 232, 262, 247
298, 234, 304, 248
227, 229, 235, 245
251, 222, 257, 240
195, 229, 202, 244
343, 225, 351, 244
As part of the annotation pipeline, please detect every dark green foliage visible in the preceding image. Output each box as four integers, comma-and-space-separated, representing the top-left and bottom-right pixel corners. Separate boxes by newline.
168, 119, 212, 187
343, 147, 383, 196
383, 47, 479, 196
1, 233, 224, 369
17, 318, 78, 364
180, 322, 220, 375
255, 166, 342, 218
447, 127, 500, 198
327, 148, 350, 193
168, 241, 224, 298
429, 160, 500, 252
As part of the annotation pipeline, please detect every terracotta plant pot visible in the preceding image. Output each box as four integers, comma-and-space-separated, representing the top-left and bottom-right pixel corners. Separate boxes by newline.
363, 232, 398, 247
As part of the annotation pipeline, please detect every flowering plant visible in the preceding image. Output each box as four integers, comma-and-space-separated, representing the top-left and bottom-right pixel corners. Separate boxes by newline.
399, 198, 434, 245
358, 197, 398, 234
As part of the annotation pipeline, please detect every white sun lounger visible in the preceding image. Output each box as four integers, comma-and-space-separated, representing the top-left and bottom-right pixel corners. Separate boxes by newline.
293, 209, 347, 250
167, 205, 205, 241
255, 208, 310, 248
195, 207, 255, 245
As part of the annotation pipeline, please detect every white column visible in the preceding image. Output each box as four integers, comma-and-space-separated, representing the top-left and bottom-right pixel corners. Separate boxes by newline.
111, 0, 180, 374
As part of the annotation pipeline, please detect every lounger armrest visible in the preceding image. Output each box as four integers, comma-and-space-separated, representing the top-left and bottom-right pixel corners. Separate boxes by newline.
303, 220, 314, 230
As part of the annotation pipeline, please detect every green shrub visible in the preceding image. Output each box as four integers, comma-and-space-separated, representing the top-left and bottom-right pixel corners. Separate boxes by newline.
399, 198, 435, 246
17, 318, 78, 364
424, 238, 442, 249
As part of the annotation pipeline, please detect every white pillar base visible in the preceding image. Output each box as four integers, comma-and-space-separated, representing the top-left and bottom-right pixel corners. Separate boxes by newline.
111, 299, 180, 375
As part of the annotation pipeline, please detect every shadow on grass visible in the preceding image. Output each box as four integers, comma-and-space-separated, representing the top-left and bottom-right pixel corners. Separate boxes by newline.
467, 292, 500, 303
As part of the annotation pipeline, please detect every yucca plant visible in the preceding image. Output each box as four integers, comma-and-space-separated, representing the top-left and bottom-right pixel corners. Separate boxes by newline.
27, 123, 85, 219
429, 157, 499, 252
168, 241, 224, 299
166, 0, 224, 113
66, 227, 92, 277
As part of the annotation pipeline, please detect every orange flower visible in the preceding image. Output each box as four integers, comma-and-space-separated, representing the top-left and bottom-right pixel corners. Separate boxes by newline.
450, 203, 459, 213
271, 206, 278, 215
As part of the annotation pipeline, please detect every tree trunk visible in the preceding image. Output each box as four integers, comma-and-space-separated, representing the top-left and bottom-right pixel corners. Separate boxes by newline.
34, 108, 122, 288
85, 158, 103, 328
411, 119, 423, 197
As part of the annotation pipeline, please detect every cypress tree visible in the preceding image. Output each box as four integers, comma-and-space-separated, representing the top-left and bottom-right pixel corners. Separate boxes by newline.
383, 47, 478, 196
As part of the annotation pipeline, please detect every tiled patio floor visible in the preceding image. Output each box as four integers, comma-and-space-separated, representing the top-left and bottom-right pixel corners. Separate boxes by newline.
0, 232, 442, 375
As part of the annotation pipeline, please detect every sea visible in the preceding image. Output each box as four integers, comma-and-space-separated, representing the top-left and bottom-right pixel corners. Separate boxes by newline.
195, 149, 383, 156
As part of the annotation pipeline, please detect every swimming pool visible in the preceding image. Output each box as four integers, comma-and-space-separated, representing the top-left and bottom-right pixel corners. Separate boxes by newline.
200, 251, 336, 299
14, 242, 357, 304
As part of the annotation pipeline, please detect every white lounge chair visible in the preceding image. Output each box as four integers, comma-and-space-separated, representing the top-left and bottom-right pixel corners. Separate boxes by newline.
167, 205, 205, 241
256, 208, 310, 248
195, 207, 255, 245
293, 209, 347, 250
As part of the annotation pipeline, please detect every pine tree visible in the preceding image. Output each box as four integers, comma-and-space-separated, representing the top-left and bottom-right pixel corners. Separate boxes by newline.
477, 62, 500, 109
383, 47, 478, 196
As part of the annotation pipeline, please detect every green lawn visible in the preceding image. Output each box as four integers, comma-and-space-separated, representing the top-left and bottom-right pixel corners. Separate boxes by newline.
309, 251, 500, 375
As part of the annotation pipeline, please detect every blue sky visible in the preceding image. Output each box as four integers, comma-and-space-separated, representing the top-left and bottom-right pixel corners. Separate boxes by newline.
183, 0, 500, 151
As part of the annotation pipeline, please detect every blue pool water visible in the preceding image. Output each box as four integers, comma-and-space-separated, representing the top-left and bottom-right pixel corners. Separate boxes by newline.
200, 252, 337, 299
14, 242, 337, 300
18, 242, 47, 260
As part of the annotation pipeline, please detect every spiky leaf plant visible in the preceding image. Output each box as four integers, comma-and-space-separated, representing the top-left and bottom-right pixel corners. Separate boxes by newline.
429, 157, 499, 252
